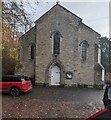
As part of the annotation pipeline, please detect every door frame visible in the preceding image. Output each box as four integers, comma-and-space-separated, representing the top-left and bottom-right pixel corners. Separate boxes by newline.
45, 60, 65, 86
51, 65, 60, 86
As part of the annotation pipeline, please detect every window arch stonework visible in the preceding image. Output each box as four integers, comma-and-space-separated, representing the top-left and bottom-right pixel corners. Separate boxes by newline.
79, 40, 89, 62
28, 44, 35, 60
53, 32, 61, 55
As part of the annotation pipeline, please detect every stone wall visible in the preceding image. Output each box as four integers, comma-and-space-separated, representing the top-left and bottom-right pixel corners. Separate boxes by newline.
77, 24, 101, 86
35, 4, 101, 86
17, 4, 102, 87
94, 44, 103, 86
15, 27, 36, 77
35, 5, 81, 85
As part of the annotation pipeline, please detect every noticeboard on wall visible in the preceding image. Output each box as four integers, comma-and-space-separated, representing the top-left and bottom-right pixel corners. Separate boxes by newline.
66, 72, 73, 79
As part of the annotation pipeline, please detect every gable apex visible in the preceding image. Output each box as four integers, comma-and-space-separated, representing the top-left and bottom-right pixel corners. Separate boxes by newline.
56, 4, 82, 20
34, 3, 82, 24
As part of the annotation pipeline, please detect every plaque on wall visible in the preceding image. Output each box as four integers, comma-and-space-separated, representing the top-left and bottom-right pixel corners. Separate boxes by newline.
66, 72, 73, 79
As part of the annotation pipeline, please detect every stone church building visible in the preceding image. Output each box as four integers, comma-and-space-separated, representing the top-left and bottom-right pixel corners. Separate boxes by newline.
15, 3, 104, 87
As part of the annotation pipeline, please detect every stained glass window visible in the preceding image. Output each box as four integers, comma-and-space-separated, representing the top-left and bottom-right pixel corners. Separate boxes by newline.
53, 32, 60, 55
82, 43, 87, 61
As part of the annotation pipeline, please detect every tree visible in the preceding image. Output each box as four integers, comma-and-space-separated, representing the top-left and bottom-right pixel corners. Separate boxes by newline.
99, 37, 110, 72
2, 0, 32, 75
2, 0, 42, 75
2, 0, 41, 75
2, 22, 19, 75
2, 0, 32, 35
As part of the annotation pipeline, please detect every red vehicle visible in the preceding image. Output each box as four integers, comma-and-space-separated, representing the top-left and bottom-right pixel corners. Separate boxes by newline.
86, 107, 111, 120
0, 75, 32, 96
86, 85, 111, 120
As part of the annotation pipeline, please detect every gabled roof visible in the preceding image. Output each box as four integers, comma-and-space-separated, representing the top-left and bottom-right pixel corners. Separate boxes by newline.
20, 3, 100, 38
19, 26, 36, 39
34, 3, 100, 36
82, 23, 101, 36
34, 3, 82, 24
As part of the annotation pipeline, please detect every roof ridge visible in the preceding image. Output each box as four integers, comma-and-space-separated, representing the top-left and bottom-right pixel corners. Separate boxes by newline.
34, 3, 82, 24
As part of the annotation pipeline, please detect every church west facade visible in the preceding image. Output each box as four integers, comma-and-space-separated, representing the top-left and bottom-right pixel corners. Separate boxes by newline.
15, 4, 104, 87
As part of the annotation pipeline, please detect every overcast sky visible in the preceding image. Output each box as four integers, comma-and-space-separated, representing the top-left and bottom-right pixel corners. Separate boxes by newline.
24, 0, 110, 38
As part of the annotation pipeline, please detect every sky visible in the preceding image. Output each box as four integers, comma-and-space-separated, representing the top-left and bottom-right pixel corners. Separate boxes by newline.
11, 0, 110, 38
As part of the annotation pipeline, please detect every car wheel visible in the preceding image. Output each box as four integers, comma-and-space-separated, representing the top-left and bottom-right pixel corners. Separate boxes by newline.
10, 87, 20, 96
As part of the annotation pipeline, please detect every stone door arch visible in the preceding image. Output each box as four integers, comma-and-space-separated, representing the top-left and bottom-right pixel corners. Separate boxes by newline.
51, 65, 60, 86
45, 60, 65, 86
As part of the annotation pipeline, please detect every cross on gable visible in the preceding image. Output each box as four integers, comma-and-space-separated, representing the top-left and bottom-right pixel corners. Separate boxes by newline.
56, 0, 60, 4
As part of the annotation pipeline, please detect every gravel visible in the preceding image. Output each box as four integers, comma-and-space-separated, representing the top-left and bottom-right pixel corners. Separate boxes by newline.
2, 86, 104, 119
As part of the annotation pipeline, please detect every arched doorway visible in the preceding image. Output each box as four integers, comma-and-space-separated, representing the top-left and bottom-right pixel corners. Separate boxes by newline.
51, 66, 60, 86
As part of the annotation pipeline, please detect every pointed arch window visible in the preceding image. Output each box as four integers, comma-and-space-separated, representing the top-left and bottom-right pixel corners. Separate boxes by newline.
20, 45, 23, 60
80, 40, 89, 62
31, 44, 34, 59
82, 43, 87, 61
53, 32, 60, 55
28, 44, 35, 60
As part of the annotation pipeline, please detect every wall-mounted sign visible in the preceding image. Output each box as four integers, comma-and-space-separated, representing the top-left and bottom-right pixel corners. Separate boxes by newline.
66, 72, 73, 79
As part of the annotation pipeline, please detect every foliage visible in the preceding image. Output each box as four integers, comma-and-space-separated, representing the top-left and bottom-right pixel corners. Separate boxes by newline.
2, 0, 32, 35
2, 0, 41, 75
99, 37, 111, 72
2, 22, 19, 75
105, 72, 111, 81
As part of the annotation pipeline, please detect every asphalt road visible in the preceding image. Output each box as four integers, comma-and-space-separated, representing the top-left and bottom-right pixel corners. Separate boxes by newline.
17, 86, 104, 103
2, 86, 105, 119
